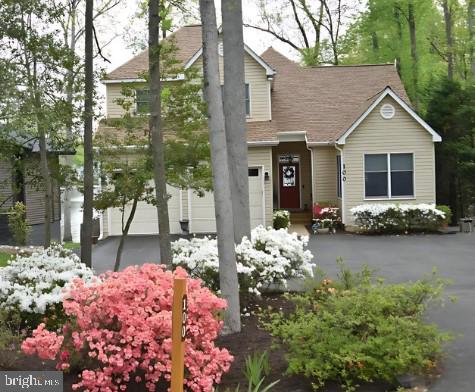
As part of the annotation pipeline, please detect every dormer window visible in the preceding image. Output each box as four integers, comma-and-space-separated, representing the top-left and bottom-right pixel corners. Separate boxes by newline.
136, 89, 150, 114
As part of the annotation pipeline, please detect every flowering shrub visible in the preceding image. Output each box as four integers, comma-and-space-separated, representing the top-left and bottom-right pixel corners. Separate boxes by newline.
0, 244, 94, 330
171, 236, 253, 293
351, 203, 446, 233
312, 204, 340, 232
262, 262, 452, 391
273, 210, 290, 230
22, 264, 232, 392
173, 226, 315, 295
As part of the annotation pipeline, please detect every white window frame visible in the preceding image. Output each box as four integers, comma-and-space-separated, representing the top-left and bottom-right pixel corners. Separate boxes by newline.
363, 152, 416, 200
135, 88, 150, 115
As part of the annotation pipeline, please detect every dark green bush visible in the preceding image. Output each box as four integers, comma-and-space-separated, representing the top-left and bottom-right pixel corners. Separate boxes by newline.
8, 202, 30, 245
436, 205, 452, 225
273, 210, 290, 230
261, 263, 453, 391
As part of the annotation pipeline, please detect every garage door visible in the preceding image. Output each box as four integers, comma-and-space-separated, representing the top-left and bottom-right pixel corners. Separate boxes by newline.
108, 184, 182, 236
190, 167, 264, 233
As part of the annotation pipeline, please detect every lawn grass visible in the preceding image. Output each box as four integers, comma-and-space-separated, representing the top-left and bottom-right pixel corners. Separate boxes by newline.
0, 252, 12, 267
63, 241, 80, 250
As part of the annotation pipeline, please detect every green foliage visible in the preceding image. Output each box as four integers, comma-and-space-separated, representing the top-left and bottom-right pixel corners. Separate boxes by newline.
272, 210, 290, 230
0, 253, 11, 267
244, 351, 272, 388
261, 262, 453, 392
425, 79, 475, 221
436, 205, 453, 225
8, 202, 31, 245
0, 308, 24, 368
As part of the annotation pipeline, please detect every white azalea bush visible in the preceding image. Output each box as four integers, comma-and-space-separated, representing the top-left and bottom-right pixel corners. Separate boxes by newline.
351, 203, 447, 233
0, 243, 94, 330
172, 226, 315, 295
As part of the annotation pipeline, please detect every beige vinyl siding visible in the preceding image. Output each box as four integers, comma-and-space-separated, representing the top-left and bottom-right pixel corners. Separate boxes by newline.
248, 147, 273, 226
342, 96, 436, 226
0, 161, 14, 212
193, 52, 270, 122
105, 48, 272, 121
22, 155, 61, 225
272, 142, 312, 210
313, 146, 338, 204
106, 83, 147, 118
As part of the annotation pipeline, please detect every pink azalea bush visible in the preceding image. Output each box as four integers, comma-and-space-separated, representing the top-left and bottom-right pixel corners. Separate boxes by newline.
22, 264, 233, 392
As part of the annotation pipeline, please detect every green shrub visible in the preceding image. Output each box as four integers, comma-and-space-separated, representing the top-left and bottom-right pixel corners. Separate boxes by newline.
8, 202, 30, 245
272, 210, 290, 230
0, 308, 24, 368
436, 205, 452, 225
261, 263, 452, 392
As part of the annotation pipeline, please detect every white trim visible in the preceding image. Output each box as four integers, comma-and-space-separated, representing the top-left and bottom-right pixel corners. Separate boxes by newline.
307, 141, 335, 147
246, 83, 252, 118
362, 152, 416, 200
337, 87, 442, 144
247, 141, 279, 146
183, 45, 276, 77
335, 145, 345, 224
277, 131, 307, 143
107, 207, 112, 238
187, 188, 193, 233
306, 145, 315, 205
179, 188, 183, 221
102, 75, 185, 84
267, 80, 272, 121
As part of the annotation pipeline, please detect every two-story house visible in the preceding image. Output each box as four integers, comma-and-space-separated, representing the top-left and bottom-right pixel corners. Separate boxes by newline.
97, 24, 441, 237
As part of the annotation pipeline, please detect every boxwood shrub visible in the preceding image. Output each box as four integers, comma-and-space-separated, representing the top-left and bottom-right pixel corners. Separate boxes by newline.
260, 262, 452, 391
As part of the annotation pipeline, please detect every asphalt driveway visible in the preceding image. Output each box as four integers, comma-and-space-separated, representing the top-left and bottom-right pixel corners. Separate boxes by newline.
92, 231, 475, 391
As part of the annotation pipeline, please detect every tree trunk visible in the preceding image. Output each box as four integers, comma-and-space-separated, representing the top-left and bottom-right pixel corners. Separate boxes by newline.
148, 0, 172, 266
408, 1, 419, 109
221, 0, 251, 243
114, 197, 138, 272
468, 0, 475, 79
81, 0, 94, 267
63, 3, 77, 243
394, 2, 403, 75
199, 0, 241, 333
38, 129, 52, 248
443, 0, 454, 80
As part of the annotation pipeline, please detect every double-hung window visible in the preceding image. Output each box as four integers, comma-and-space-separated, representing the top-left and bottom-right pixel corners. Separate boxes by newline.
364, 153, 414, 198
221, 83, 250, 117
135, 89, 150, 114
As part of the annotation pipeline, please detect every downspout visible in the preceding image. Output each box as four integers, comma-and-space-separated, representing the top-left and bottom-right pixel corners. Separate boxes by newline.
334, 144, 345, 225
305, 136, 315, 209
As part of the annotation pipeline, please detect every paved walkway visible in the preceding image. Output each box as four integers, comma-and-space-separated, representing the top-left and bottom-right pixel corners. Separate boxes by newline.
92, 231, 475, 391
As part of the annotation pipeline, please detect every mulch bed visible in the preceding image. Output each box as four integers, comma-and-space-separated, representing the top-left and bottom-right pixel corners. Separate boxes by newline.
1, 294, 407, 391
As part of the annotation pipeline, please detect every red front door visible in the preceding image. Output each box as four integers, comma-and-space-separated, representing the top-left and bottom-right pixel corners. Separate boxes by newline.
279, 162, 300, 209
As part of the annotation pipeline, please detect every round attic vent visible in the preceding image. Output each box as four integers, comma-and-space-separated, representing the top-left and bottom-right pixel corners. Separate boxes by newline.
380, 103, 395, 119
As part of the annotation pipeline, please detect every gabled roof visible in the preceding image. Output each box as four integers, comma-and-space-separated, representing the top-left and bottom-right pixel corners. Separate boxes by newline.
259, 47, 412, 143
105, 25, 203, 81
336, 87, 442, 144
104, 25, 275, 82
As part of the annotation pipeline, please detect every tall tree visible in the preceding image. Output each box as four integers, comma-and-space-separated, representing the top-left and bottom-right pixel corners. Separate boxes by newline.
467, 0, 475, 78
0, 0, 75, 248
407, 1, 419, 109
442, 0, 455, 80
149, 0, 172, 266
222, 0, 251, 243
245, 0, 354, 65
199, 0, 241, 333
81, 0, 94, 267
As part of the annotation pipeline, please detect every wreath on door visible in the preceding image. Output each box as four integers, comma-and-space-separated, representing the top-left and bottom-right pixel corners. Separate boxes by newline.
283, 166, 295, 180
